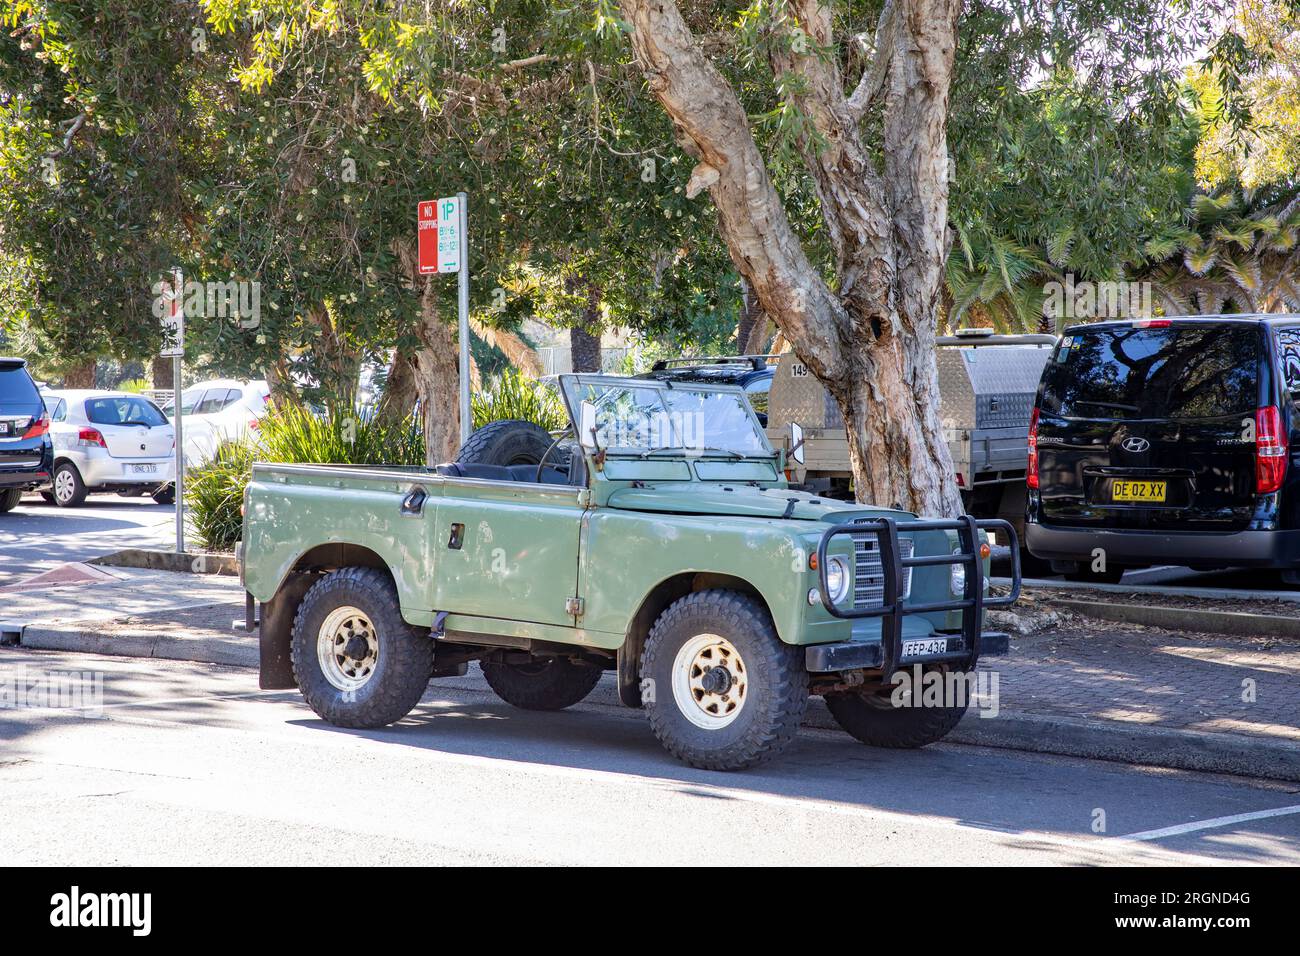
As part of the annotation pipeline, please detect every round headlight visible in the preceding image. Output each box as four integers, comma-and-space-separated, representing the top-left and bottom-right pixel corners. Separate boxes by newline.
826, 555, 851, 605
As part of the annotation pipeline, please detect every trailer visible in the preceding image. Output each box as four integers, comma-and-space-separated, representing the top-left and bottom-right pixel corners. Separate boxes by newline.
764, 330, 1056, 542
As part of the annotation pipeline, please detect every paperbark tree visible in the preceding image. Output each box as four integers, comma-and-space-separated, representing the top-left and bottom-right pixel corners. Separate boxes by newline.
618, 0, 961, 515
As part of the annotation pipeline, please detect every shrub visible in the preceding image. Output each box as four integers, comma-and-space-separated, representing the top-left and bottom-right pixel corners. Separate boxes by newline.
185, 441, 254, 552
183, 403, 424, 552
472, 369, 566, 432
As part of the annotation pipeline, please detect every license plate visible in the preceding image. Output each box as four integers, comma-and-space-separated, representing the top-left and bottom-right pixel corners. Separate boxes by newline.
130, 464, 157, 475
1112, 479, 1166, 503
0, 421, 11, 437
902, 638, 950, 658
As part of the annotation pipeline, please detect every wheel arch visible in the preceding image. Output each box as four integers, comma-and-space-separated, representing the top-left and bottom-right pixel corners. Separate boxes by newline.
615, 571, 773, 708
257, 544, 401, 691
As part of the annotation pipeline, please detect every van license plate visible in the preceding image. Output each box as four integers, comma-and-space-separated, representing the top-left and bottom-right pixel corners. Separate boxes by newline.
1112, 480, 1166, 503
902, 638, 950, 658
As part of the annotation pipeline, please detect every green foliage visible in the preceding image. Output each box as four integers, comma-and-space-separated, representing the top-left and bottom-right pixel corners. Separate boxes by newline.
256, 403, 424, 466
185, 441, 254, 552
472, 370, 566, 432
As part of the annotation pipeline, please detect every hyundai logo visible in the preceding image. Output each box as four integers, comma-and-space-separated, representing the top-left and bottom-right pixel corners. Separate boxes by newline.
1121, 437, 1150, 453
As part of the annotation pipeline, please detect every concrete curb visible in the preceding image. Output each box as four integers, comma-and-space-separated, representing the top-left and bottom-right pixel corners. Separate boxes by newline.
19, 615, 256, 669
1055, 598, 1300, 639
90, 549, 239, 576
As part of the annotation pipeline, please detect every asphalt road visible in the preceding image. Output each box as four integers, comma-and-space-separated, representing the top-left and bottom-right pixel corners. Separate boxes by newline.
0, 493, 175, 585
2, 648, 1298, 866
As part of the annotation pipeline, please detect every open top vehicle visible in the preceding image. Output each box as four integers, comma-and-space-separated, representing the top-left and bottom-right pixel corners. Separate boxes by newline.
242, 373, 1021, 770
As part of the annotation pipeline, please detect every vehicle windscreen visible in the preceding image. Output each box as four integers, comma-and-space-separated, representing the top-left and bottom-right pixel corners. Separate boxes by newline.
1040, 325, 1261, 420
564, 380, 770, 456
0, 365, 40, 405
86, 396, 169, 427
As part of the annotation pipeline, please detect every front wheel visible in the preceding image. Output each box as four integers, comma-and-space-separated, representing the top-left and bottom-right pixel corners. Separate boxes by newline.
290, 567, 434, 728
641, 590, 808, 771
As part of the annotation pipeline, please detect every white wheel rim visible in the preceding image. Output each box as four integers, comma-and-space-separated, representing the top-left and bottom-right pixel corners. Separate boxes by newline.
317, 606, 379, 692
671, 633, 748, 730
54, 470, 75, 502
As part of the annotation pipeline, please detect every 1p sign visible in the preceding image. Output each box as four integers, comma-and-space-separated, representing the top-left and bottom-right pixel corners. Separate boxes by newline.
436, 195, 461, 273
417, 200, 438, 275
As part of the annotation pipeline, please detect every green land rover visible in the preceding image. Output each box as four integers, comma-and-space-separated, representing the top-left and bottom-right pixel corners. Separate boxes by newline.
241, 374, 1020, 770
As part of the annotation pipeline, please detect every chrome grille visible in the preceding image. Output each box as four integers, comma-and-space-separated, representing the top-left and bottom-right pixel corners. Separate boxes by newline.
851, 521, 913, 610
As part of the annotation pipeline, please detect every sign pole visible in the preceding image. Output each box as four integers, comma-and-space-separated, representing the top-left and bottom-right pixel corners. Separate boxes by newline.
171, 267, 185, 554
457, 191, 470, 446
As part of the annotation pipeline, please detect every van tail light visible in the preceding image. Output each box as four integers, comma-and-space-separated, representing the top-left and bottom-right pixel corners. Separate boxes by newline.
77, 427, 107, 448
1026, 407, 1040, 490
1255, 405, 1287, 494
22, 413, 49, 439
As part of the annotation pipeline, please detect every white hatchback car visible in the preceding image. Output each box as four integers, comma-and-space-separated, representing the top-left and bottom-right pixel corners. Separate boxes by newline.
162, 378, 269, 467
44, 390, 176, 507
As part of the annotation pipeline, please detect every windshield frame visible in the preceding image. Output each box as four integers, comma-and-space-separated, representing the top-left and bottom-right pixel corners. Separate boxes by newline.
555, 373, 775, 459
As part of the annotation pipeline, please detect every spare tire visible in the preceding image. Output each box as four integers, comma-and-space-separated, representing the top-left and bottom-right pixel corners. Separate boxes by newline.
455, 419, 556, 467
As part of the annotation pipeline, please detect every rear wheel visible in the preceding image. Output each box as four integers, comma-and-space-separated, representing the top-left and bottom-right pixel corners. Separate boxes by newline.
481, 657, 603, 710
0, 488, 22, 513
51, 462, 87, 507
641, 590, 807, 771
290, 567, 434, 728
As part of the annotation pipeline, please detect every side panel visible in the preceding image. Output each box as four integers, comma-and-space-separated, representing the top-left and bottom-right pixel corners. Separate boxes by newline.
580, 510, 848, 646
430, 478, 584, 628
242, 469, 438, 622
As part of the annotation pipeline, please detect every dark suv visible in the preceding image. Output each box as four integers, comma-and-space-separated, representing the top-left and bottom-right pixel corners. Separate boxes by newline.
1026, 316, 1300, 582
0, 357, 52, 512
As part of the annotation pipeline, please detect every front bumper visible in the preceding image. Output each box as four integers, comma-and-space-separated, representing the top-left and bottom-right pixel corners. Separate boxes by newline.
806, 631, 1010, 672
811, 515, 1022, 676
1025, 522, 1300, 570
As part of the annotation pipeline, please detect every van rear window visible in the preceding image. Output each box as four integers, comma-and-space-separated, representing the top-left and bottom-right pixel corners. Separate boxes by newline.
1040, 325, 1261, 420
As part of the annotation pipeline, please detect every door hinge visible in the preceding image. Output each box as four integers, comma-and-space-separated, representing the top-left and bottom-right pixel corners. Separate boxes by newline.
565, 596, 585, 617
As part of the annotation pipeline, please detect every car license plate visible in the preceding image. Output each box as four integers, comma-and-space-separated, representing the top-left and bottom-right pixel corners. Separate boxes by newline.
131, 464, 157, 475
0, 421, 11, 437
902, 638, 950, 658
1112, 479, 1166, 503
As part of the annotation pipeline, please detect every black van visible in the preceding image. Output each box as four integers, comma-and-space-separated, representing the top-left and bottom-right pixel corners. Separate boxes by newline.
0, 357, 52, 512
1025, 316, 1300, 583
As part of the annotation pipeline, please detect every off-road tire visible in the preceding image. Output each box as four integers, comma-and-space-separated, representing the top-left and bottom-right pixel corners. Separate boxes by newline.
151, 484, 175, 505
290, 567, 434, 729
481, 658, 603, 710
0, 488, 21, 512
642, 590, 808, 771
52, 461, 87, 507
824, 678, 968, 748
456, 418, 555, 467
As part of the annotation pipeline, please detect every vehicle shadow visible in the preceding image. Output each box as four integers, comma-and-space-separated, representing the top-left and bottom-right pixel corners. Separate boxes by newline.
286, 681, 1300, 865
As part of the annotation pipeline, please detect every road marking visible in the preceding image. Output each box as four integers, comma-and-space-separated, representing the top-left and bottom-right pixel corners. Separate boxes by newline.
1121, 803, 1300, 841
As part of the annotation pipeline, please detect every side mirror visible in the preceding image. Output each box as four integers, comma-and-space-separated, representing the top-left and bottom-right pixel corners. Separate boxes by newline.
578, 401, 598, 449
789, 422, 805, 465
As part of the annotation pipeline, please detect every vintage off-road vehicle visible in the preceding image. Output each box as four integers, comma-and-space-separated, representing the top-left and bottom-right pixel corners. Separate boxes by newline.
242, 374, 1021, 770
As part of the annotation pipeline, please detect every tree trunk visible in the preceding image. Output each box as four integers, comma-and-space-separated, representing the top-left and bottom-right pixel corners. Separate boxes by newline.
391, 236, 461, 464
375, 348, 418, 424
151, 356, 175, 391
618, 0, 962, 516
62, 358, 96, 389
735, 278, 764, 353
264, 358, 303, 409
569, 282, 603, 372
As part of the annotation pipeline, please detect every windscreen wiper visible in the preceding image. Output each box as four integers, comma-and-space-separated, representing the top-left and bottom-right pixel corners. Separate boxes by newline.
639, 446, 746, 460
